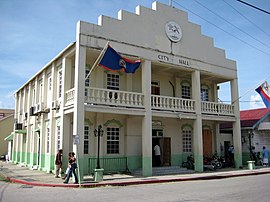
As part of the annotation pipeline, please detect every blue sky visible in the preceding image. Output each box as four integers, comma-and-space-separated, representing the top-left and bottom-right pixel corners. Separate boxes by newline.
0, 0, 269, 110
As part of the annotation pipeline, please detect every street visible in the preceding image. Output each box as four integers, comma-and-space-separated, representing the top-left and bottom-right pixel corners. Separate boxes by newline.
1, 174, 270, 202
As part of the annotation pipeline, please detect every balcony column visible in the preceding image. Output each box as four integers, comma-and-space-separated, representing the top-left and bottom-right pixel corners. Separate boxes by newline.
61, 57, 72, 163
192, 70, 203, 172
141, 59, 152, 176
13, 93, 19, 163
73, 21, 86, 182
231, 78, 242, 168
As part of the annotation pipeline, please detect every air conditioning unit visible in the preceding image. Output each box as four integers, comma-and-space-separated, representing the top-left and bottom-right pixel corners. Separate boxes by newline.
29, 106, 36, 116
51, 100, 60, 110
15, 123, 23, 130
36, 102, 44, 113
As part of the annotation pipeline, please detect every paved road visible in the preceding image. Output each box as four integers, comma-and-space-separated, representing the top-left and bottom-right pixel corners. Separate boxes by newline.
1, 174, 270, 202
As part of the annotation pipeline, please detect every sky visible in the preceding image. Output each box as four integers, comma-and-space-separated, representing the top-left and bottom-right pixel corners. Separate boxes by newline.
0, 0, 269, 110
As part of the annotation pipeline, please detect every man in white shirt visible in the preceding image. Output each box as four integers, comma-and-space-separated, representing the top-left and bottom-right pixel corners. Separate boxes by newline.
154, 144, 161, 167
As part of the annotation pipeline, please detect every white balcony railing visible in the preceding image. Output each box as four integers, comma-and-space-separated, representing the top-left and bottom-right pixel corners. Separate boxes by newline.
65, 88, 235, 116
151, 95, 195, 113
201, 101, 234, 116
85, 87, 144, 108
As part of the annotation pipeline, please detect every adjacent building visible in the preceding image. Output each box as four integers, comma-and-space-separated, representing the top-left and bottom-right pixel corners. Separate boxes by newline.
0, 109, 14, 160
221, 108, 270, 162
11, 2, 242, 179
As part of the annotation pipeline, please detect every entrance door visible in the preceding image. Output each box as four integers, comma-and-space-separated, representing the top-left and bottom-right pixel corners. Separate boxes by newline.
152, 137, 171, 167
203, 129, 212, 158
160, 137, 171, 166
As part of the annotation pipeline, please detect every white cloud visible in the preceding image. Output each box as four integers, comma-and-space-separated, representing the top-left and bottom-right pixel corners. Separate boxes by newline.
249, 94, 265, 109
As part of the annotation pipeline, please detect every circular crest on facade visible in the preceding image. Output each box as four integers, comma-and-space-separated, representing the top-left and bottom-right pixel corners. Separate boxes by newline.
165, 21, 182, 42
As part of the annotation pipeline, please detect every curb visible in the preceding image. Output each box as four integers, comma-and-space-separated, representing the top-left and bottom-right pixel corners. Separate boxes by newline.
4, 169, 270, 188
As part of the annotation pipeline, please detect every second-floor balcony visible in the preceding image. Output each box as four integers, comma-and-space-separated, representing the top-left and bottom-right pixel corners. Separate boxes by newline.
65, 87, 235, 117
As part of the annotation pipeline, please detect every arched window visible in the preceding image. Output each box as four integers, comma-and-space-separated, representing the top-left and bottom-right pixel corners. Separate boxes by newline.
181, 81, 191, 99
182, 125, 192, 152
201, 85, 209, 101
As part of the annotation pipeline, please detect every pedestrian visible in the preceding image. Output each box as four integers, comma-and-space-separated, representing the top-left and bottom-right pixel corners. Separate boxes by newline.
55, 149, 63, 178
228, 145, 234, 167
62, 152, 72, 180
64, 152, 78, 184
154, 143, 161, 167
262, 146, 269, 166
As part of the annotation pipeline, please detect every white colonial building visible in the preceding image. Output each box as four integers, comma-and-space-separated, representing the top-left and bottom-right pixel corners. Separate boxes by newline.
12, 2, 242, 179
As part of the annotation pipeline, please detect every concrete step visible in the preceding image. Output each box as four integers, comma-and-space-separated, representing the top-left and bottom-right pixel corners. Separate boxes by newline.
132, 166, 194, 176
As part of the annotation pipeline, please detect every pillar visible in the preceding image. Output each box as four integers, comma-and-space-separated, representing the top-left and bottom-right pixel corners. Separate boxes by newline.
192, 70, 203, 172
141, 60, 152, 176
231, 78, 242, 168
73, 21, 86, 182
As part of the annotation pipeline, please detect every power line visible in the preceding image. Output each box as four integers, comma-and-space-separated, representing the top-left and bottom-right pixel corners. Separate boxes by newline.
222, 0, 270, 38
237, 0, 270, 15
172, 0, 270, 56
192, 0, 270, 50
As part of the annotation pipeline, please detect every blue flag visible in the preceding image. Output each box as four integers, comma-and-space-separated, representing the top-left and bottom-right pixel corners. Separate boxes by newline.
98, 45, 141, 73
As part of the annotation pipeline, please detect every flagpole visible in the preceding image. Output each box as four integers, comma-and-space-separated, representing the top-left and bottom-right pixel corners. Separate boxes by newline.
232, 78, 266, 104
85, 41, 110, 81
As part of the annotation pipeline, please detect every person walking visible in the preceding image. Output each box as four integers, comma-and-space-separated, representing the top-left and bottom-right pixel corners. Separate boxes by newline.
262, 146, 269, 166
62, 152, 72, 180
55, 149, 63, 178
64, 152, 78, 184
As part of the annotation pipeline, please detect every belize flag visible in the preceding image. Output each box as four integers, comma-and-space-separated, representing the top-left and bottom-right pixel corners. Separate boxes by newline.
98, 45, 141, 74
256, 81, 270, 108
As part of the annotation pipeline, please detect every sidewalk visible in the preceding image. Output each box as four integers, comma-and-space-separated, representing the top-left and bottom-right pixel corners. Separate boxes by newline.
1, 161, 270, 188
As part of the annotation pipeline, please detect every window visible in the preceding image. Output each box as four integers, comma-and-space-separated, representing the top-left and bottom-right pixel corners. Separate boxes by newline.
47, 74, 52, 107
107, 73, 120, 99
84, 126, 89, 154
32, 88, 36, 106
48, 76, 52, 91
181, 82, 191, 99
107, 127, 120, 154
107, 73, 120, 90
39, 79, 43, 102
182, 127, 192, 152
151, 81, 160, 95
46, 128, 50, 153
58, 70, 62, 98
201, 86, 209, 101
30, 125, 34, 152
57, 126, 61, 150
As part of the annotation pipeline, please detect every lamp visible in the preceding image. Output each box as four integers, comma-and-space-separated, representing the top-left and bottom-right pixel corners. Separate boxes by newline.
94, 125, 104, 169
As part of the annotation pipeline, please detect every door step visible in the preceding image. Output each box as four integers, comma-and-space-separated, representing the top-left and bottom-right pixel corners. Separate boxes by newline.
132, 166, 194, 176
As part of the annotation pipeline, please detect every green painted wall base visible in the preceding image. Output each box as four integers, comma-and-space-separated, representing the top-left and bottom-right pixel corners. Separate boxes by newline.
194, 154, 203, 172
142, 156, 152, 177
234, 153, 243, 168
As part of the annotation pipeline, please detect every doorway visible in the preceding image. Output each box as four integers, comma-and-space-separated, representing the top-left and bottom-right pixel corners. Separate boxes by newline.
152, 130, 171, 167
203, 129, 212, 158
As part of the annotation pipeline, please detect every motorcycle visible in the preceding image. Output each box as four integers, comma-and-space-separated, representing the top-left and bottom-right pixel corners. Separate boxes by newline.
182, 154, 194, 169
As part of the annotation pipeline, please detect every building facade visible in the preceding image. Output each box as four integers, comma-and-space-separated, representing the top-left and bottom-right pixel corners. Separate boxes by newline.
0, 109, 14, 160
221, 108, 270, 163
12, 2, 242, 179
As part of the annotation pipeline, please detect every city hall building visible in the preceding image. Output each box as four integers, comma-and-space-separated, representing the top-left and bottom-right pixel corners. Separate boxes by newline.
12, 2, 242, 179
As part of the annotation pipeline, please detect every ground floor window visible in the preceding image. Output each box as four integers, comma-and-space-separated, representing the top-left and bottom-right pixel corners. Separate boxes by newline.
182, 127, 192, 152
46, 128, 50, 153
57, 126, 61, 150
107, 127, 119, 154
84, 125, 89, 154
